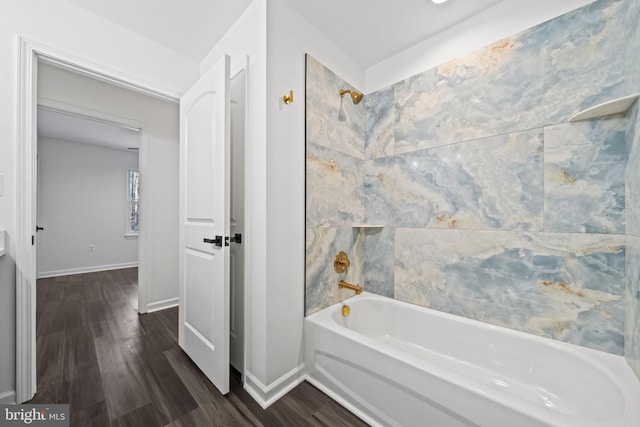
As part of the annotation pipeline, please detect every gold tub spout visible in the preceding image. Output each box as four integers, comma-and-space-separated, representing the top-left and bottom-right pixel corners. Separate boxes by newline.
338, 280, 362, 295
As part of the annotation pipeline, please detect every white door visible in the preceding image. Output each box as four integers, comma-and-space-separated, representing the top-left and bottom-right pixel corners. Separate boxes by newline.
179, 55, 231, 395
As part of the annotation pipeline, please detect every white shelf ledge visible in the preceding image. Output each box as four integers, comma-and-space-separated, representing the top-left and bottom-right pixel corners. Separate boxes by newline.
352, 224, 384, 228
569, 93, 640, 122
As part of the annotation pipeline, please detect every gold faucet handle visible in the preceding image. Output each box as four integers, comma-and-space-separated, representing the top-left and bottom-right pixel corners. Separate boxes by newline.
334, 251, 350, 274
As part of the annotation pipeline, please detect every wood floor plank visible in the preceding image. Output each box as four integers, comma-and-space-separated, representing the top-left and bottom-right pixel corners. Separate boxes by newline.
36, 331, 65, 385
138, 352, 199, 423
36, 299, 65, 336
310, 401, 370, 427
164, 348, 262, 427
72, 400, 110, 427
68, 365, 105, 412
62, 330, 98, 383
164, 406, 216, 427
101, 362, 153, 421
111, 402, 166, 427
30, 268, 369, 427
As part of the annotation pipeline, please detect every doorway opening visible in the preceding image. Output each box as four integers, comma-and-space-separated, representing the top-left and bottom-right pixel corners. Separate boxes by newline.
18, 40, 248, 404
36, 106, 141, 283
16, 38, 181, 403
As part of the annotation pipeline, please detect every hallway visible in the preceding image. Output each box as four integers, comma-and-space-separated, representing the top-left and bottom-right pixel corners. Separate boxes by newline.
29, 268, 366, 426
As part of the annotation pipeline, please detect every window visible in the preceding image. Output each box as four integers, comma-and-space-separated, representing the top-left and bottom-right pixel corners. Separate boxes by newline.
127, 169, 139, 236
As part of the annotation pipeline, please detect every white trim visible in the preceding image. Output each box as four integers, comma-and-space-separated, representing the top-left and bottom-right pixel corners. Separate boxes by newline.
145, 297, 179, 313
237, 53, 251, 392
37, 262, 139, 279
136, 129, 150, 315
243, 365, 306, 409
34, 42, 181, 103
16, 34, 38, 405
16, 36, 179, 404
0, 390, 16, 405
37, 98, 146, 130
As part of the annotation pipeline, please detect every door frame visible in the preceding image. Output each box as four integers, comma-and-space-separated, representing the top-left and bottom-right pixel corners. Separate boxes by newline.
15, 36, 178, 403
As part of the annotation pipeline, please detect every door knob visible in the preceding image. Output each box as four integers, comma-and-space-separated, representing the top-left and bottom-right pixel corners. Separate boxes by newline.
203, 235, 223, 247
36, 226, 44, 232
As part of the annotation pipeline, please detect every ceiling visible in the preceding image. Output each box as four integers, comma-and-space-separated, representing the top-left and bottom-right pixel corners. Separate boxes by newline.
68, 0, 253, 62
66, 0, 509, 68
38, 108, 140, 151
284, 0, 504, 68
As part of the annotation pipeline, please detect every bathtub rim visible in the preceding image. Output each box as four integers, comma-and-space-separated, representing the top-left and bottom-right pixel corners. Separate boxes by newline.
305, 292, 640, 427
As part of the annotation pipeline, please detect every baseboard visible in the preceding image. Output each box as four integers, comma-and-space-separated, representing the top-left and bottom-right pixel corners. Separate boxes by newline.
37, 262, 138, 279
243, 364, 306, 409
0, 390, 16, 404
144, 297, 179, 313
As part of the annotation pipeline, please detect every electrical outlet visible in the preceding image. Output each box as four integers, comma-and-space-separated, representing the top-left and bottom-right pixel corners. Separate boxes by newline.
88, 244, 96, 252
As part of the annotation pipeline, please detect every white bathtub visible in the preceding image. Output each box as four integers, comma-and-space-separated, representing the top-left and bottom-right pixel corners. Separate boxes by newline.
304, 292, 640, 427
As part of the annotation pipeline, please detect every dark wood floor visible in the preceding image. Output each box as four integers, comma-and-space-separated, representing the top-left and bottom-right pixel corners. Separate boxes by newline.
30, 268, 368, 427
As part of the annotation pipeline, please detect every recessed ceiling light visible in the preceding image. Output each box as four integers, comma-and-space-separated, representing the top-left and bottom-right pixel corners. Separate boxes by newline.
432, 0, 448, 4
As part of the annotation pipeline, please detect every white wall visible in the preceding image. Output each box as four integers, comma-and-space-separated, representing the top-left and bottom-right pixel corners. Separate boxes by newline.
365, 0, 596, 92
0, 0, 197, 398
37, 138, 139, 277
264, 0, 364, 387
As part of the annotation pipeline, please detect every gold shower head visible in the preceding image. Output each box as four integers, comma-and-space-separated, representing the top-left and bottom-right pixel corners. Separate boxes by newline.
339, 89, 363, 105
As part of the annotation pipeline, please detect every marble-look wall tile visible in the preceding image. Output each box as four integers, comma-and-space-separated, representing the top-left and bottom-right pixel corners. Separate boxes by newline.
625, 0, 640, 94
306, 227, 365, 315
625, 0, 640, 93
392, 38, 548, 155
305, 55, 365, 159
625, 236, 640, 378
365, 86, 395, 159
538, 0, 626, 122
365, 129, 543, 230
362, 227, 395, 298
544, 116, 626, 233
306, 142, 365, 227
395, 228, 625, 354
305, 0, 634, 356
367, 0, 626, 157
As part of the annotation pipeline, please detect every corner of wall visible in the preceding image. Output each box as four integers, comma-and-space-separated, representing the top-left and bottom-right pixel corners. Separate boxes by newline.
243, 364, 306, 409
